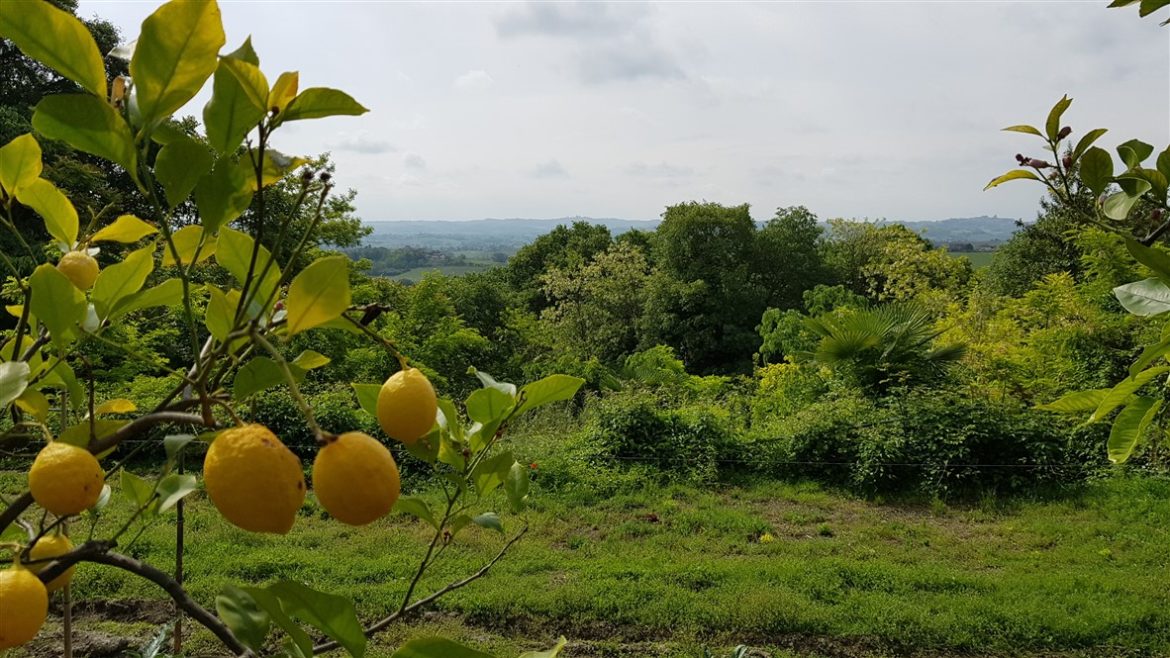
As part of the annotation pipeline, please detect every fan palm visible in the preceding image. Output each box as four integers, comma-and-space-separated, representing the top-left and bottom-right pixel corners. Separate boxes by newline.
802, 304, 966, 394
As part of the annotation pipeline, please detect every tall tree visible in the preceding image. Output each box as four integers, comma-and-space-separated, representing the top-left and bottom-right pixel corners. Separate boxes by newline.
642, 201, 763, 373
505, 221, 613, 311
756, 205, 831, 310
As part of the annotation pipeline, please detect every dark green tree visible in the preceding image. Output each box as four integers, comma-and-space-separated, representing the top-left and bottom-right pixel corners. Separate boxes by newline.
641, 201, 763, 373
505, 220, 612, 311
756, 205, 831, 310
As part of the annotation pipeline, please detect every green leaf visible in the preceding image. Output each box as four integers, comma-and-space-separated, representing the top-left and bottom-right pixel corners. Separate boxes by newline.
472, 512, 504, 534
92, 244, 156, 320
405, 428, 440, 464
391, 637, 496, 658
216, 585, 271, 652
163, 434, 197, 462
255, 150, 309, 188
216, 227, 281, 302
281, 88, 369, 122
15, 178, 78, 249
1157, 146, 1170, 182
472, 450, 515, 498
91, 215, 158, 243
1089, 366, 1168, 423
14, 389, 48, 423
520, 637, 568, 658
352, 383, 380, 416
983, 169, 1040, 191
269, 71, 300, 115
244, 587, 314, 658
394, 496, 438, 529
1129, 333, 1170, 377
266, 580, 366, 658
59, 419, 126, 451
0, 0, 107, 96
286, 256, 351, 336
1108, 397, 1161, 464
1103, 191, 1143, 221
1125, 238, 1170, 284
505, 462, 529, 513
1116, 175, 1153, 199
131, 0, 225, 128
516, 374, 584, 415
1001, 125, 1044, 137
194, 157, 254, 234
156, 473, 198, 513
1117, 139, 1154, 168
120, 469, 155, 508
1080, 146, 1114, 197
1114, 278, 1170, 316
234, 357, 290, 399
292, 350, 331, 370
0, 362, 31, 410
29, 264, 86, 348
32, 94, 137, 178
0, 133, 42, 194
205, 286, 234, 342
162, 225, 216, 267
466, 387, 515, 424
1071, 128, 1108, 162
438, 431, 467, 471
1045, 95, 1072, 142
437, 398, 464, 441
469, 368, 517, 397
1139, 0, 1170, 16
204, 55, 268, 155
110, 278, 184, 320
156, 136, 214, 207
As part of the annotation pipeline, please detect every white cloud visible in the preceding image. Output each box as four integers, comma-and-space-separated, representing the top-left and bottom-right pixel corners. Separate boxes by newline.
529, 160, 569, 179
403, 153, 427, 172
453, 70, 494, 91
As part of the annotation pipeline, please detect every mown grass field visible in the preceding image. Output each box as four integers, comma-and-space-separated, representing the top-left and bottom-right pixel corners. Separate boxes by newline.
2, 464, 1168, 658
390, 263, 498, 282
948, 251, 995, 268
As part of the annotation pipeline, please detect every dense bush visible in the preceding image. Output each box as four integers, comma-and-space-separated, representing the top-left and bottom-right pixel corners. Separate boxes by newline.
739, 391, 1107, 496
582, 391, 735, 483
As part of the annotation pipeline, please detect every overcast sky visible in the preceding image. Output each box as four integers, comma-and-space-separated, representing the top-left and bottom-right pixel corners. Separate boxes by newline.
79, 1, 1169, 223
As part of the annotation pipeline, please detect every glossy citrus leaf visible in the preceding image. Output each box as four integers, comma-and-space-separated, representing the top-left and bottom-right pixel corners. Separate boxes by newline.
131, 0, 225, 128
92, 244, 155, 319
32, 94, 137, 178
1045, 95, 1072, 142
194, 157, 254, 234
1108, 397, 1160, 464
266, 580, 366, 658
15, 178, 78, 249
29, 264, 86, 348
282, 88, 369, 122
156, 136, 214, 207
91, 215, 158, 243
0, 0, 107, 96
162, 226, 216, 267
94, 399, 137, 415
216, 227, 281, 304
1114, 278, 1170, 316
0, 361, 31, 409
0, 133, 42, 194
391, 638, 496, 658
286, 256, 351, 335
269, 72, 299, 115
983, 169, 1041, 191
204, 56, 268, 155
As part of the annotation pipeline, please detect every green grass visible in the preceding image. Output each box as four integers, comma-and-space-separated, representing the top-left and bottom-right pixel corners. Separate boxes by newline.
3, 467, 1168, 657
949, 251, 995, 268
391, 263, 498, 282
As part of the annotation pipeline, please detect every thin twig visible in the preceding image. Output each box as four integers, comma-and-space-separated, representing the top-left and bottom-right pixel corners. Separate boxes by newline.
312, 526, 528, 654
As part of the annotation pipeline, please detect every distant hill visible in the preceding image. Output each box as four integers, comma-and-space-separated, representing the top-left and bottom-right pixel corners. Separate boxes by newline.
361, 215, 1021, 253
889, 216, 1021, 248
363, 217, 659, 251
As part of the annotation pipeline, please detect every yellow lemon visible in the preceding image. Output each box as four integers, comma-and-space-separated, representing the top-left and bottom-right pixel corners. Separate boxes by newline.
28, 442, 104, 517
203, 424, 306, 534
376, 368, 437, 443
0, 564, 49, 649
312, 431, 400, 526
28, 533, 75, 592
57, 251, 99, 291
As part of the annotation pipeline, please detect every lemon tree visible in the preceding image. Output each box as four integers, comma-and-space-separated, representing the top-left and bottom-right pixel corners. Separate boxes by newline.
0, 1, 582, 655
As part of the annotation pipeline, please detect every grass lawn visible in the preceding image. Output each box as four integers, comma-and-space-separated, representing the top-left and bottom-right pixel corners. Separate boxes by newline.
3, 468, 1168, 657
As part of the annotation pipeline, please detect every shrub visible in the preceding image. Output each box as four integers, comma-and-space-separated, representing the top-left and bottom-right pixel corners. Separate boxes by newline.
582, 391, 733, 483
751, 363, 829, 424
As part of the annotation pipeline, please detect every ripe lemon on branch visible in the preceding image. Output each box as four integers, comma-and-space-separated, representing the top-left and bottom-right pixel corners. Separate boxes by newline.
203, 425, 306, 534
28, 532, 75, 592
28, 442, 104, 517
313, 431, 401, 526
56, 251, 99, 291
0, 562, 48, 649
376, 367, 437, 443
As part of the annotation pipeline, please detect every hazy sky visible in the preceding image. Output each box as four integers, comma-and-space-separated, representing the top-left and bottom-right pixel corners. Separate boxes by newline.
79, 1, 1169, 222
